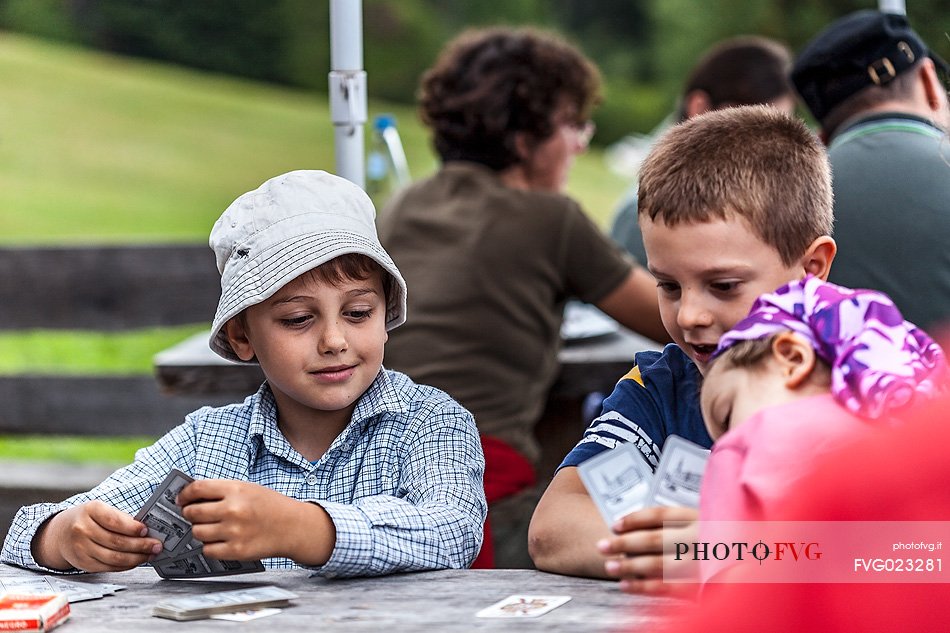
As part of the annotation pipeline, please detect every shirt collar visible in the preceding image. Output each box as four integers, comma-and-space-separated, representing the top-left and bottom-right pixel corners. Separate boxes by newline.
350, 369, 407, 429
831, 111, 940, 142
247, 383, 279, 441
245, 371, 408, 454
441, 160, 503, 183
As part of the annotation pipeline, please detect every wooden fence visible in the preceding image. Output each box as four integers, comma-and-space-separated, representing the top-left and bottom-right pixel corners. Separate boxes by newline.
0, 245, 243, 535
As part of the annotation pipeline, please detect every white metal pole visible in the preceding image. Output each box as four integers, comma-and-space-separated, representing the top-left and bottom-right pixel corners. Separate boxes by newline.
878, 0, 906, 14
329, 0, 367, 188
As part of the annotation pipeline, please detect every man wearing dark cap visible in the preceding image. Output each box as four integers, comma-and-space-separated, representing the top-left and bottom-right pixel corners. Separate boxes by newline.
791, 10, 950, 333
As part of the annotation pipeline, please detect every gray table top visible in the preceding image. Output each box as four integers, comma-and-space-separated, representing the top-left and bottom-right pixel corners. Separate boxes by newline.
0, 564, 688, 632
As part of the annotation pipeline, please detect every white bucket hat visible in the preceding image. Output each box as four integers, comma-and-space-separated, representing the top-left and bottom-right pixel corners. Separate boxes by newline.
208, 170, 407, 362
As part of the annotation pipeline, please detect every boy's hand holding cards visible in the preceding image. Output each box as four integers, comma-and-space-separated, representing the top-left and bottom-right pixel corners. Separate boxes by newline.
578, 436, 709, 527
135, 468, 264, 578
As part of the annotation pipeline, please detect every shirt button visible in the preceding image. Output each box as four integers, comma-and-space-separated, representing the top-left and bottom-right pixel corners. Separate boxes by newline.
306, 474, 318, 485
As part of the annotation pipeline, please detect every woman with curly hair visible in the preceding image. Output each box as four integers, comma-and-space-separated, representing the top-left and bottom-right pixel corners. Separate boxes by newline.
377, 27, 666, 568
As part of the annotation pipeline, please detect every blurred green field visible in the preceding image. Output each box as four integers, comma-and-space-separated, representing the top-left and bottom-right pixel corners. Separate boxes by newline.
0, 31, 626, 245
0, 32, 629, 460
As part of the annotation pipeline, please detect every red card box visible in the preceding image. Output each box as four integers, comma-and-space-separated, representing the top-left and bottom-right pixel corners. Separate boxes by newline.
0, 593, 70, 632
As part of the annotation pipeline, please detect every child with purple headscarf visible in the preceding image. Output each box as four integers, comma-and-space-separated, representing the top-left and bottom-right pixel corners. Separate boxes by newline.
699, 275, 947, 528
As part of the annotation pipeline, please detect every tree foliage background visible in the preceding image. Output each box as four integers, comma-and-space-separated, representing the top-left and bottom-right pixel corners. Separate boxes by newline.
1, 0, 946, 144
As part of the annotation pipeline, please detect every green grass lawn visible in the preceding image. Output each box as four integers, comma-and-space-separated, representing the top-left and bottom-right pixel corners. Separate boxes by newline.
0, 325, 208, 374
0, 31, 626, 246
0, 436, 150, 465
0, 32, 630, 460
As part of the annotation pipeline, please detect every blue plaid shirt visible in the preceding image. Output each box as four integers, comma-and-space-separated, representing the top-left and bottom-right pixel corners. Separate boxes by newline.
2, 369, 486, 577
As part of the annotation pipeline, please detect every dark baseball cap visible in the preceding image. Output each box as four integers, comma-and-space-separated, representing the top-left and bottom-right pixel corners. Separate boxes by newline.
791, 10, 950, 121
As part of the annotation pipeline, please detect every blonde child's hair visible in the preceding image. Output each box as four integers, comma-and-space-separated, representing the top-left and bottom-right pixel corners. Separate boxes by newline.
638, 105, 833, 266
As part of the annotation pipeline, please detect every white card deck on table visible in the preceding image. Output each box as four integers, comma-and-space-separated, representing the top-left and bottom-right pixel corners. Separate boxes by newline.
151, 586, 297, 621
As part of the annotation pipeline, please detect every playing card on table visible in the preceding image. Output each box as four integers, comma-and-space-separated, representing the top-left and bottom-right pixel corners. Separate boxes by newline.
476, 595, 571, 618
209, 608, 283, 622
43, 577, 116, 602
136, 468, 265, 578
646, 435, 709, 509
578, 443, 653, 526
0, 576, 104, 603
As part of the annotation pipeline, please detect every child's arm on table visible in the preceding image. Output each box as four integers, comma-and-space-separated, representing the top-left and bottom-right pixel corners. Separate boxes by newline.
529, 466, 614, 578
530, 468, 699, 596
31, 501, 163, 572
176, 406, 485, 576
298, 412, 484, 576
301, 407, 485, 576
177, 480, 336, 565
2, 416, 204, 572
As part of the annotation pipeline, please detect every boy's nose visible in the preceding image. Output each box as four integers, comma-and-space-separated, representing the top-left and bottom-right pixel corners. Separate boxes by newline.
676, 294, 713, 330
318, 320, 348, 354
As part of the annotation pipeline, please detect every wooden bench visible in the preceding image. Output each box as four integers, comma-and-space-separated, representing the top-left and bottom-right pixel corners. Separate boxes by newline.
0, 245, 235, 536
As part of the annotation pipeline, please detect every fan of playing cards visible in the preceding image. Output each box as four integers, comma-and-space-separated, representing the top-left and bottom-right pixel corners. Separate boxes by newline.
0, 576, 125, 603
578, 435, 709, 525
135, 469, 265, 579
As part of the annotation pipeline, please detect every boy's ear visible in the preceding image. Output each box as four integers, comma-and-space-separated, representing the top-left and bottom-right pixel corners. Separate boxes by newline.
223, 316, 257, 362
801, 235, 837, 281
513, 131, 534, 162
683, 90, 712, 119
771, 331, 816, 389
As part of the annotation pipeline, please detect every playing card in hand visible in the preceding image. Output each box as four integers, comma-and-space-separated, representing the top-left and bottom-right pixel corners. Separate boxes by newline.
578, 444, 653, 526
646, 435, 709, 509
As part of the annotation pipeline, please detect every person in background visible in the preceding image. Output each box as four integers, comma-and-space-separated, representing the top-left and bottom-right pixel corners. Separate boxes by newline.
529, 106, 836, 593
791, 10, 950, 333
610, 36, 796, 262
2, 170, 486, 576
377, 26, 668, 568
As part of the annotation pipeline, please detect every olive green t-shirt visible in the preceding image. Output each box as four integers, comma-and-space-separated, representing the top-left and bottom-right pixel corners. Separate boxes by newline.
826, 113, 950, 333
377, 162, 633, 463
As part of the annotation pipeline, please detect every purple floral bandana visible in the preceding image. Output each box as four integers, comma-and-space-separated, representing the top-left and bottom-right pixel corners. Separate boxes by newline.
713, 275, 947, 419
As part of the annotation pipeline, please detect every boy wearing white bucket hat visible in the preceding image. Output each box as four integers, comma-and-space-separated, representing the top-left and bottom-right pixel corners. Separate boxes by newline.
3, 170, 486, 576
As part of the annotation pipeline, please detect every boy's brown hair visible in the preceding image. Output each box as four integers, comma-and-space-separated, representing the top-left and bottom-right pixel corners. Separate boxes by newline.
305, 253, 397, 308
637, 105, 833, 266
